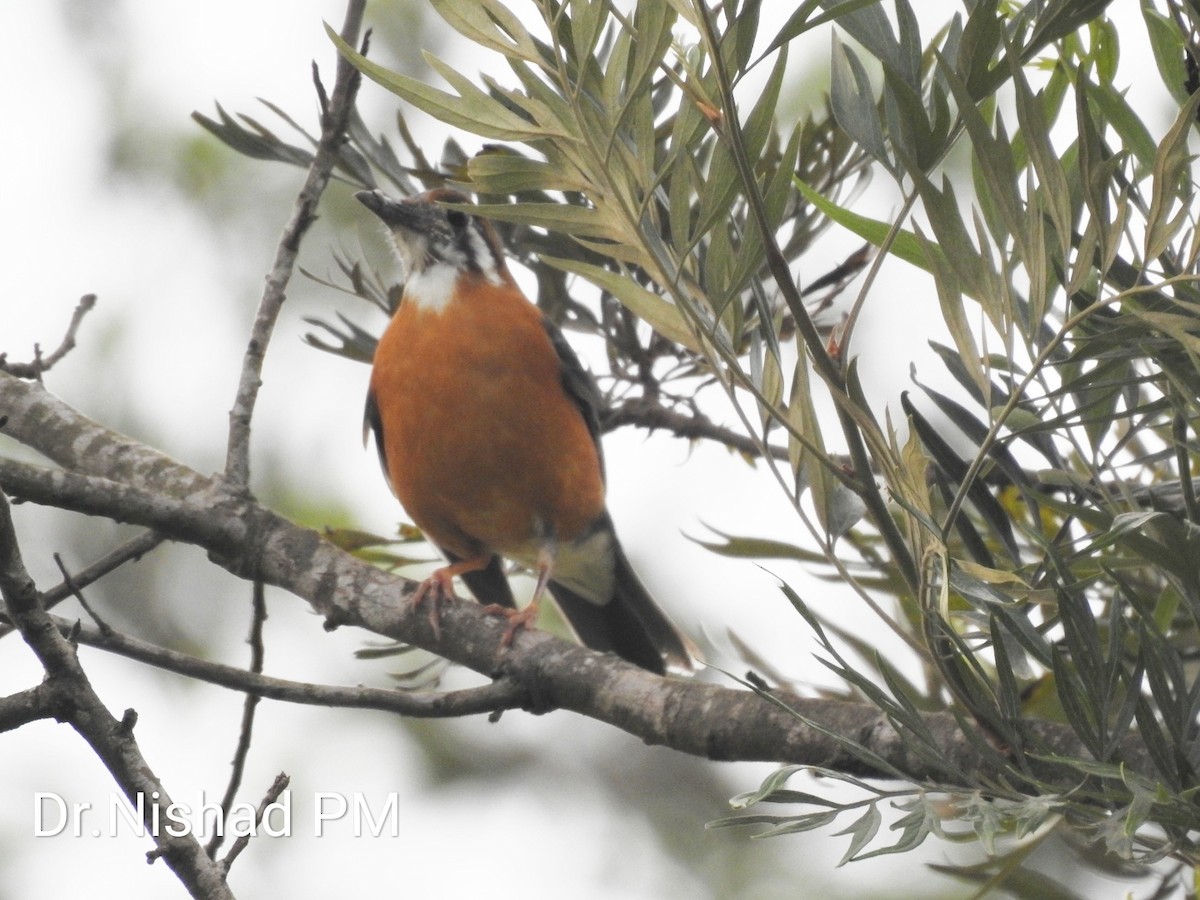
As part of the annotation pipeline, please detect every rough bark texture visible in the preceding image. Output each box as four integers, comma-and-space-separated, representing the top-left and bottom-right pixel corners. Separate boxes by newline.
0, 371, 1149, 785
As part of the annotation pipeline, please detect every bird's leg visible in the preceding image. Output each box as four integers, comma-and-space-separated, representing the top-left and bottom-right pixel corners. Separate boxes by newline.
484, 547, 554, 647
412, 554, 491, 638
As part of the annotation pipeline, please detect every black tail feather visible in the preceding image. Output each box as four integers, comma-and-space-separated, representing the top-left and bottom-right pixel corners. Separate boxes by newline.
548, 545, 693, 675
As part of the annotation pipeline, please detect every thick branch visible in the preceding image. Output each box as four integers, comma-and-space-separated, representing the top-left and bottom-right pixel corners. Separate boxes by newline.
0, 372, 214, 498
0, 491, 234, 900
0, 372, 1153, 786
0, 684, 57, 733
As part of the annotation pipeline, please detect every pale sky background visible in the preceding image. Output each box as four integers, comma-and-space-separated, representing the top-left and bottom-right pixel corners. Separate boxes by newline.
0, 1, 1175, 898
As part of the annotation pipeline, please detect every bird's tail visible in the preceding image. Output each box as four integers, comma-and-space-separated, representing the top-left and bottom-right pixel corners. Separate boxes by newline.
549, 545, 695, 676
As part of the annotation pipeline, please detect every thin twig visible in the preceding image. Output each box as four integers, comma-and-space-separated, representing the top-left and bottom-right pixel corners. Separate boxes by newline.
207, 581, 268, 857
601, 396, 788, 460
219, 773, 290, 874
0, 529, 163, 640
0, 294, 97, 379
55, 612, 527, 718
223, 0, 367, 488
52, 552, 112, 635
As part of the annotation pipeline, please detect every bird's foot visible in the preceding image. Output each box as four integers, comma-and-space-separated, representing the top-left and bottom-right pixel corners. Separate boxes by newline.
410, 570, 458, 639
482, 598, 541, 648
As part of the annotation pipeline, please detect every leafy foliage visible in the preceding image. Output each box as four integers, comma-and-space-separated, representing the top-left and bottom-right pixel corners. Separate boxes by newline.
199, 0, 1200, 887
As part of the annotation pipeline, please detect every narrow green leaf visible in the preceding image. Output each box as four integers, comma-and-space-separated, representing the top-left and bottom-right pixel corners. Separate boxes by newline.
749, 0, 881, 73
830, 35, 889, 168
540, 255, 703, 352
569, 0, 610, 63
793, 178, 937, 274
466, 150, 591, 194
464, 201, 612, 238
1087, 83, 1157, 174
731, 0, 763, 75
835, 802, 882, 866
730, 765, 806, 807
740, 46, 788, 167
325, 25, 562, 141
1024, 0, 1115, 60
1140, 2, 1191, 104
1144, 91, 1200, 261
431, 0, 541, 62
1009, 48, 1073, 261
688, 529, 827, 563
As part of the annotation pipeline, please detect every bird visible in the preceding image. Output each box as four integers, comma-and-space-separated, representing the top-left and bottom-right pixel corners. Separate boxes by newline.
356, 186, 694, 675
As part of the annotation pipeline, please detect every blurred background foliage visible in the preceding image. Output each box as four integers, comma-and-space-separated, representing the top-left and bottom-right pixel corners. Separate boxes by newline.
6, 0, 1200, 897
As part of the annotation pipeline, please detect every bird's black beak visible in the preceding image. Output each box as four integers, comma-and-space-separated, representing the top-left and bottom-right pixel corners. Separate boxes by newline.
355, 190, 423, 230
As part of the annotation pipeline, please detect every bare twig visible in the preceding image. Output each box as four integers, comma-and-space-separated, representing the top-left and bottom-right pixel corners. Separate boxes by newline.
52, 552, 112, 635
0, 294, 97, 379
602, 396, 788, 460
219, 773, 290, 874
0, 490, 234, 900
0, 529, 163, 640
207, 581, 267, 857
55, 611, 526, 718
223, 0, 367, 488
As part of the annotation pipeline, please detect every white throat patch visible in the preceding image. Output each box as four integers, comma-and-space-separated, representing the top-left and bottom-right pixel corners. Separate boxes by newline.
391, 216, 506, 313
403, 261, 460, 313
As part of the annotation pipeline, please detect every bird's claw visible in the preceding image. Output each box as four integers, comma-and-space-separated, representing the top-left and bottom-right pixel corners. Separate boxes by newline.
411, 572, 458, 639
482, 600, 540, 648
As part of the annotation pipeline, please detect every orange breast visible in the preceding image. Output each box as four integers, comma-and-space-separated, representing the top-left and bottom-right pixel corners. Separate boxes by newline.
368, 275, 606, 563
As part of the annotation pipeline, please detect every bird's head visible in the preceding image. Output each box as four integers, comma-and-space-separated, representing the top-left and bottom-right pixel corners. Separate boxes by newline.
355, 188, 508, 286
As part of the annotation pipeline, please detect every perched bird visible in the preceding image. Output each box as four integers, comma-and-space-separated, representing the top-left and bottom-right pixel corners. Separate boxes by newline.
357, 187, 693, 675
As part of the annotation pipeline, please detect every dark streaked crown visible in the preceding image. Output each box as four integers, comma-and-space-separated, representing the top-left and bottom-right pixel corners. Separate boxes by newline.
356, 188, 508, 280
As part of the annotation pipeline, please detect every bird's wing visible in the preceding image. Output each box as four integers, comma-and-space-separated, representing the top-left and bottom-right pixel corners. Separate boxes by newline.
540, 314, 607, 481
363, 390, 390, 482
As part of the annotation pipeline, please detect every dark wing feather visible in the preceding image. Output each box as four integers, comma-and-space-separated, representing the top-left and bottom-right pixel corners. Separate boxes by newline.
540, 317, 694, 674
363, 390, 390, 483
541, 314, 606, 481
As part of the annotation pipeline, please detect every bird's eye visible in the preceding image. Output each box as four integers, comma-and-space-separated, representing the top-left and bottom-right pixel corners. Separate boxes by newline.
446, 209, 468, 229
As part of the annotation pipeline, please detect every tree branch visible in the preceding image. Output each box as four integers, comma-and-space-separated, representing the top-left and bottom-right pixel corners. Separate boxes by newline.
0, 528, 163, 640
0, 683, 58, 733
602, 395, 788, 460
56, 613, 526, 718
218, 773, 290, 874
0, 372, 1155, 786
223, 0, 366, 488
0, 371, 215, 498
207, 581, 267, 857
0, 490, 234, 900
0, 293, 97, 379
